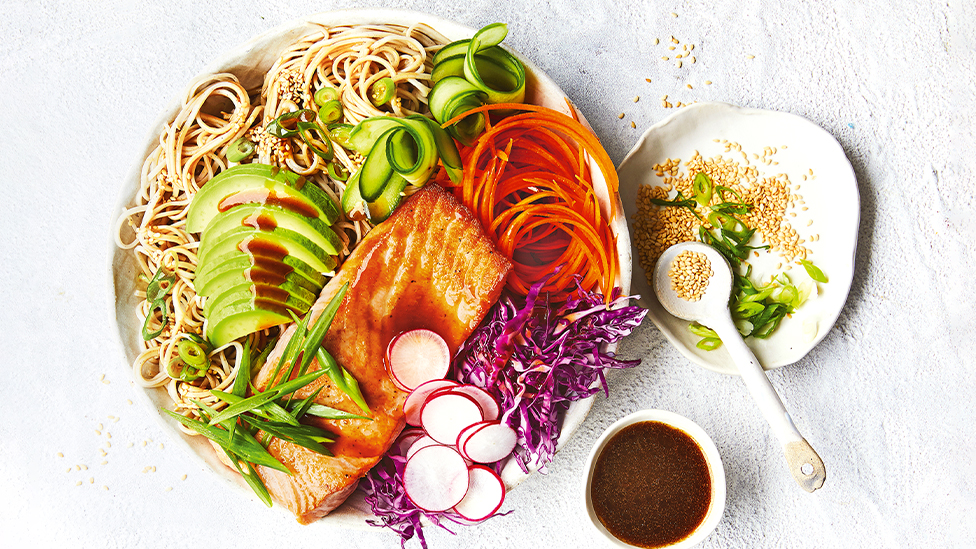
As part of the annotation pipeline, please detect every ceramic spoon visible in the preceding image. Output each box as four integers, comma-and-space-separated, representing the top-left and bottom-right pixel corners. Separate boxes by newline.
653, 242, 826, 492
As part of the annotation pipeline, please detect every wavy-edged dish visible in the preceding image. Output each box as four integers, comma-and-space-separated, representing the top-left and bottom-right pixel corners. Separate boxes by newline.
618, 102, 857, 375
109, 8, 631, 526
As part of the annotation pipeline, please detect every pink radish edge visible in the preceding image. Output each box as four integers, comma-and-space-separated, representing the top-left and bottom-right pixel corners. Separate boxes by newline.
403, 444, 470, 512
420, 391, 485, 445
453, 465, 505, 522
405, 379, 459, 426
386, 329, 450, 392
461, 422, 518, 464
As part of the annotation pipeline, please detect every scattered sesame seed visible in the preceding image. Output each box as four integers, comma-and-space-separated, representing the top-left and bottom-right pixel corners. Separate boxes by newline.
687, 84, 693, 89
57, 452, 64, 458
95, 430, 102, 436
126, 400, 133, 405
105, 442, 112, 448
747, 54, 755, 59
142, 441, 147, 447
645, 78, 652, 83
100, 460, 108, 465
618, 113, 625, 119
661, 56, 670, 61
159, 443, 165, 450
65, 467, 71, 473
102, 379, 111, 385
654, 38, 660, 45
633, 96, 640, 102
75, 465, 81, 471
75, 481, 82, 487
705, 80, 712, 85
89, 477, 94, 484
676, 61, 683, 68
690, 44, 695, 51
691, 56, 696, 64
99, 374, 105, 381
672, 36, 679, 44
97, 423, 103, 430
807, 219, 814, 226
165, 487, 173, 492
127, 442, 134, 448
102, 486, 109, 491
668, 45, 676, 50
181, 474, 187, 481
671, 12, 678, 17
81, 465, 88, 470
630, 121, 636, 128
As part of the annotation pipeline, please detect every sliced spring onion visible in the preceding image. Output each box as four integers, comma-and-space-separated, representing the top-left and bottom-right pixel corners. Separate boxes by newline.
327, 161, 349, 181
141, 299, 169, 341
697, 338, 723, 351
316, 347, 371, 415
166, 358, 205, 382
317, 99, 343, 125
296, 121, 334, 161
370, 77, 396, 106
163, 409, 289, 473
177, 339, 208, 368
145, 267, 176, 303
227, 137, 256, 162
328, 123, 353, 149
799, 259, 828, 283
267, 109, 316, 138
693, 172, 713, 206
313, 86, 339, 107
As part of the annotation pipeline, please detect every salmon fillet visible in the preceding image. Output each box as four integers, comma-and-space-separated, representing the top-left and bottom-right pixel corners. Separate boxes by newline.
251, 184, 511, 524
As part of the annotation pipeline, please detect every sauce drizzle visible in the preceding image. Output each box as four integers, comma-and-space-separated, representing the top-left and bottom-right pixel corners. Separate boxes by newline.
590, 421, 712, 548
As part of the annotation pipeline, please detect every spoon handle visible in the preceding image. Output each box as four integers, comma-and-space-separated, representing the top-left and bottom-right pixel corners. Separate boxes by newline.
712, 318, 826, 492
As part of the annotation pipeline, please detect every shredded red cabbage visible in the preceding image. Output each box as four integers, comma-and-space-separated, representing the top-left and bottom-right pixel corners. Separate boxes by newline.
360, 278, 646, 545
453, 277, 646, 473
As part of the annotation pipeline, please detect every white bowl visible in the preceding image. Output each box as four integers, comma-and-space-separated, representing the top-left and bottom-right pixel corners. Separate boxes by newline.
617, 102, 859, 374
582, 410, 726, 548
109, 8, 631, 526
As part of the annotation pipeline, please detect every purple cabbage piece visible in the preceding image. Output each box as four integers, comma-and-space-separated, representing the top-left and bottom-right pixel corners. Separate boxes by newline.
360, 278, 646, 545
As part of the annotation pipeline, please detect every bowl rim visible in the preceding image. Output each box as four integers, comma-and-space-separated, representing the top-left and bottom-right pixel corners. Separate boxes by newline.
581, 409, 727, 549
107, 7, 632, 527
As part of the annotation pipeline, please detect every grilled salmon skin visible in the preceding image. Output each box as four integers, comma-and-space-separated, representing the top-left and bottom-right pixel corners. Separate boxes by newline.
250, 184, 511, 524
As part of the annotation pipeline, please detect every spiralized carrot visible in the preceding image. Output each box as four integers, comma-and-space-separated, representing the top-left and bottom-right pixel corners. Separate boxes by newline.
436, 103, 620, 301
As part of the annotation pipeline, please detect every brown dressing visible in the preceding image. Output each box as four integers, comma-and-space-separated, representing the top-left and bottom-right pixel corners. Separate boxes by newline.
217, 188, 319, 218
241, 212, 278, 231
590, 421, 711, 548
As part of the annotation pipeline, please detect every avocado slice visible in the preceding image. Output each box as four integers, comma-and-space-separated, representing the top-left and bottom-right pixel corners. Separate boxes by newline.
197, 263, 322, 300
198, 227, 337, 275
203, 280, 315, 319
201, 203, 343, 262
186, 163, 340, 233
205, 299, 294, 348
194, 247, 327, 293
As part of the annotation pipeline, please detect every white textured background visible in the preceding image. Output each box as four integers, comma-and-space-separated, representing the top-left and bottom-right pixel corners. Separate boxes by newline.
1, 0, 974, 548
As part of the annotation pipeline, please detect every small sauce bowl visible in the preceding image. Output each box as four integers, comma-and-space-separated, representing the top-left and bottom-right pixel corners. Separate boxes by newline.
582, 409, 726, 548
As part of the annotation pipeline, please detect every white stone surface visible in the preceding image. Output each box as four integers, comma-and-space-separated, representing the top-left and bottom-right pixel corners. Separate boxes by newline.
1, 1, 974, 548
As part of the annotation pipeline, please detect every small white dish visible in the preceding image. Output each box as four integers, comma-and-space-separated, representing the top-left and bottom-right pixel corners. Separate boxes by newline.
618, 102, 859, 374
582, 409, 726, 548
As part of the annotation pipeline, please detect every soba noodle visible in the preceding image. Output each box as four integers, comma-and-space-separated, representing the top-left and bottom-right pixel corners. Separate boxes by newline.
115, 23, 449, 430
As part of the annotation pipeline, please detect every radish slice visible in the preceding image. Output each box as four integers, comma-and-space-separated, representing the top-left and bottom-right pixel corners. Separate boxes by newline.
421, 392, 484, 444
403, 445, 470, 512
393, 428, 426, 456
455, 420, 495, 458
405, 435, 441, 460
451, 385, 500, 421
453, 465, 506, 521
404, 379, 459, 426
461, 422, 518, 464
386, 329, 451, 392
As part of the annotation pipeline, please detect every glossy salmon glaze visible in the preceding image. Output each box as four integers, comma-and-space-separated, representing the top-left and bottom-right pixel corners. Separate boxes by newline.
251, 184, 511, 524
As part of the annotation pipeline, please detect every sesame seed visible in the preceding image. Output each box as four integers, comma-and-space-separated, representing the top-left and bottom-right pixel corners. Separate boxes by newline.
662, 56, 670, 61
654, 38, 660, 45
671, 12, 678, 17
75, 481, 82, 487
631, 121, 636, 128
57, 452, 64, 458
102, 486, 109, 491
618, 113, 625, 119
687, 84, 693, 89
669, 45, 676, 51
747, 54, 755, 59
165, 487, 173, 492
691, 56, 696, 64
690, 44, 695, 51
645, 78, 652, 83
633, 96, 640, 102
95, 430, 101, 436
126, 400, 133, 405
676, 61, 683, 68
159, 443, 165, 450
181, 474, 187, 481
806, 219, 814, 226
705, 80, 712, 85
100, 460, 108, 465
